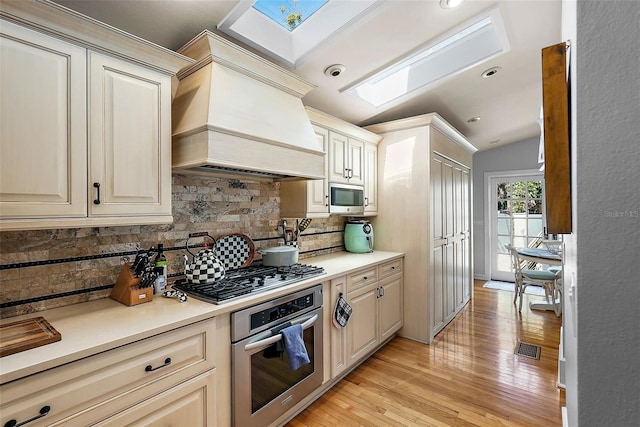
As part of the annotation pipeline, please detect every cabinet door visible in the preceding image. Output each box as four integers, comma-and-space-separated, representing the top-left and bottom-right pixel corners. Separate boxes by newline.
92, 371, 215, 427
0, 20, 87, 219
378, 274, 403, 342
461, 168, 471, 301
453, 166, 465, 310
431, 155, 446, 334
363, 141, 377, 213
307, 125, 329, 213
346, 284, 378, 366
88, 52, 171, 217
347, 138, 364, 186
330, 276, 348, 378
328, 131, 349, 183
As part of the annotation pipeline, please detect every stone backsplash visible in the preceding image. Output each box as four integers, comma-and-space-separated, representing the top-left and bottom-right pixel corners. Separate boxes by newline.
0, 173, 348, 318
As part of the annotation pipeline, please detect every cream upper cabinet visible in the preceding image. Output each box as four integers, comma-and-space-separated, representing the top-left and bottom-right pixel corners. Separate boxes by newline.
0, 2, 192, 231
296, 108, 380, 217
0, 20, 88, 220
280, 125, 330, 218
363, 141, 378, 214
328, 132, 364, 185
88, 52, 171, 217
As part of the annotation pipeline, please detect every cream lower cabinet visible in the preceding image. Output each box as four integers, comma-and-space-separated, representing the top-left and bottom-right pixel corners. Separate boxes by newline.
92, 372, 215, 426
0, 3, 192, 231
0, 319, 217, 427
329, 276, 349, 379
338, 258, 403, 369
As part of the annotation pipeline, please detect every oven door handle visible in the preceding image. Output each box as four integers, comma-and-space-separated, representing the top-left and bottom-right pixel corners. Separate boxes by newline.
243, 313, 319, 352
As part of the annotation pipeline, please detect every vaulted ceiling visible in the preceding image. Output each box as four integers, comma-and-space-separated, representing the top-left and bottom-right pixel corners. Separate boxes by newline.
54, 0, 562, 151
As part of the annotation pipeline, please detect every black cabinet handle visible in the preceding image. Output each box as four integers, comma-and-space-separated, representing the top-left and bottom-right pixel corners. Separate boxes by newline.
325, 195, 329, 207
4, 405, 51, 427
145, 357, 171, 372
364, 197, 369, 207
93, 182, 101, 205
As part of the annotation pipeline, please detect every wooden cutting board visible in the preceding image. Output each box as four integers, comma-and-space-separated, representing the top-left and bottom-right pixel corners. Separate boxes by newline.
0, 316, 61, 357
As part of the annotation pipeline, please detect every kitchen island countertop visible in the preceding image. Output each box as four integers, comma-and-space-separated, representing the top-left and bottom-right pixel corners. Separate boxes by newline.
0, 250, 403, 384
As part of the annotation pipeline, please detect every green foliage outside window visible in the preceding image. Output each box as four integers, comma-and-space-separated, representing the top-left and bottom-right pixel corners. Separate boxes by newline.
280, 1, 303, 30
497, 181, 543, 214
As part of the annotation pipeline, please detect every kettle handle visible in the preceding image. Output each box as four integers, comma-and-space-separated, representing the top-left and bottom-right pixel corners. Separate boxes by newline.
185, 232, 217, 257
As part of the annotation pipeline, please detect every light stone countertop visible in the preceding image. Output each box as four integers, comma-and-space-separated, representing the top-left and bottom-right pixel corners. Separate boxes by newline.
0, 250, 403, 384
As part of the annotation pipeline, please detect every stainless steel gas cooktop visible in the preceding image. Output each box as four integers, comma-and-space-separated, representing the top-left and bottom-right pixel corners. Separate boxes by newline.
172, 263, 325, 304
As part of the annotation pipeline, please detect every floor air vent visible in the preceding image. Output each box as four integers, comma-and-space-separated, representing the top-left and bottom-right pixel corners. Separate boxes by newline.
514, 341, 541, 360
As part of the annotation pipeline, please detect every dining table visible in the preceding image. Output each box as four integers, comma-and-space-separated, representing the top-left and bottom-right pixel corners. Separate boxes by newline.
516, 247, 563, 313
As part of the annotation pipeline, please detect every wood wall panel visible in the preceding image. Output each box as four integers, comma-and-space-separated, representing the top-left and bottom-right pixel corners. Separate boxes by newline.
542, 42, 572, 234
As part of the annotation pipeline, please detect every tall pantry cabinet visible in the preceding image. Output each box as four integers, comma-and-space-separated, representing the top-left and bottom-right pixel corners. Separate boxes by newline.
366, 114, 476, 343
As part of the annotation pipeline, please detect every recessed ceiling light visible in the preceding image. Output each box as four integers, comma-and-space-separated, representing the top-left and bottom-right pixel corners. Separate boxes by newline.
467, 117, 481, 123
440, 0, 465, 9
481, 66, 501, 78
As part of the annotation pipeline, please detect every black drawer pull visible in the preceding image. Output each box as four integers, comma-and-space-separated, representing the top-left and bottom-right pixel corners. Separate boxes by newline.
93, 182, 101, 205
145, 357, 171, 372
4, 405, 51, 427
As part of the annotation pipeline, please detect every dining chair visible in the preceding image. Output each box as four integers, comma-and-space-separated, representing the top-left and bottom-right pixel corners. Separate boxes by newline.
506, 244, 561, 314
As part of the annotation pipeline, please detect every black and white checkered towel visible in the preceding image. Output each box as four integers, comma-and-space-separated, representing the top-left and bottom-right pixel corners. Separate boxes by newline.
333, 293, 353, 328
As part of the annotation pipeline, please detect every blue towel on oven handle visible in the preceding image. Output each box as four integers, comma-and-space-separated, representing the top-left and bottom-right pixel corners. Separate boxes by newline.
280, 323, 310, 370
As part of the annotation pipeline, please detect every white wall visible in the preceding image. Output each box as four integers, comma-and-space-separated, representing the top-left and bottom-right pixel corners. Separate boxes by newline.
472, 137, 540, 279
563, 1, 640, 425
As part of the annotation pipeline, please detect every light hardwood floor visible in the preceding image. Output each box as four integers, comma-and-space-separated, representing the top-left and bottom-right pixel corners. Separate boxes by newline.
288, 280, 565, 426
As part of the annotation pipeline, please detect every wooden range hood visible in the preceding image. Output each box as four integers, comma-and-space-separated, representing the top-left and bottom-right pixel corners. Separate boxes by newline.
171, 31, 324, 181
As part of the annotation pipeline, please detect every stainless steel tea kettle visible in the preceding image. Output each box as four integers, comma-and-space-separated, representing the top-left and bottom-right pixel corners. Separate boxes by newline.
184, 232, 225, 284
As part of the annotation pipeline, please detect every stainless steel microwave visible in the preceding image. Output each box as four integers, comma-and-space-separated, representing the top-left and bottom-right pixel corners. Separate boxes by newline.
329, 182, 364, 215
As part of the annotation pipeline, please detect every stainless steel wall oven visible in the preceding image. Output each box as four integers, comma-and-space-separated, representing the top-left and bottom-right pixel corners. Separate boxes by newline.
231, 285, 323, 427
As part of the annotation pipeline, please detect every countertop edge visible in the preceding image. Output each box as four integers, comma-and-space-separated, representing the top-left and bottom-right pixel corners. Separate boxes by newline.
0, 251, 403, 384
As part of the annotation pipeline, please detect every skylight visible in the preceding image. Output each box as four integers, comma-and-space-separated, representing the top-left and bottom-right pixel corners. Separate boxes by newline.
343, 7, 510, 107
219, 0, 383, 67
252, 0, 329, 31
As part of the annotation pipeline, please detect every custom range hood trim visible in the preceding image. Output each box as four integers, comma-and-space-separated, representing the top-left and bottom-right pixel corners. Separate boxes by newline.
172, 30, 325, 180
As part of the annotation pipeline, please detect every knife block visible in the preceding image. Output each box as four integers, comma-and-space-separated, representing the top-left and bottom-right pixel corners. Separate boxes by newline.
110, 263, 153, 306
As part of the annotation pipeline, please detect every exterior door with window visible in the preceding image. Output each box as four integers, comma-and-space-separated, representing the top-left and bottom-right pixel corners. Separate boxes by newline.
490, 174, 545, 282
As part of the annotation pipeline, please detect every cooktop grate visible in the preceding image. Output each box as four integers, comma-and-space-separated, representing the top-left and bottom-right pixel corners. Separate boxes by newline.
171, 263, 325, 304
172, 279, 254, 301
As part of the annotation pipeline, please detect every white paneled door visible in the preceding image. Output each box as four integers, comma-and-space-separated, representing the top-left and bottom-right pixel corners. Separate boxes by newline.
488, 172, 545, 282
